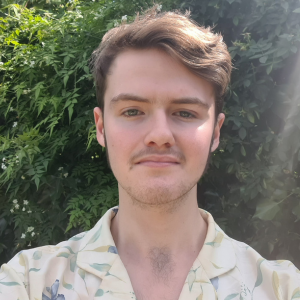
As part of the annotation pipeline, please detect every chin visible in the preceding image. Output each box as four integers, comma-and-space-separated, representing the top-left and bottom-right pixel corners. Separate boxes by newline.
120, 179, 197, 211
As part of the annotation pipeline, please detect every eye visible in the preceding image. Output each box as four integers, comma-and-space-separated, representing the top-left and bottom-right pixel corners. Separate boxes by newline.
123, 109, 142, 117
175, 111, 196, 118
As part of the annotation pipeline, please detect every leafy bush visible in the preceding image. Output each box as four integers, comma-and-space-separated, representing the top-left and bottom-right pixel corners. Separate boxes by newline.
0, 0, 162, 264
183, 0, 300, 267
0, 0, 300, 268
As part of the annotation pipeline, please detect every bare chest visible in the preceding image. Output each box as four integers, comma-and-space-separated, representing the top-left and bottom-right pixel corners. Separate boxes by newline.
126, 264, 190, 300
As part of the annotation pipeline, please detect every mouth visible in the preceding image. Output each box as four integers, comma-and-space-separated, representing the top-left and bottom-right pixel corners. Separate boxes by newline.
136, 156, 180, 167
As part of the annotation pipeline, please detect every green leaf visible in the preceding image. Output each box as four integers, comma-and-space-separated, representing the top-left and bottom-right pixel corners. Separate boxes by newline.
266, 64, 273, 75
56, 252, 70, 258
211, 262, 223, 269
240, 145, 246, 156
35, 84, 43, 100
253, 200, 280, 220
86, 225, 102, 245
227, 164, 234, 173
233, 16, 239, 26
247, 112, 255, 123
187, 270, 196, 291
17, 88, 23, 100
70, 254, 77, 272
272, 271, 283, 300
49, 45, 55, 54
291, 287, 300, 299
239, 127, 247, 140
224, 294, 239, 300
69, 233, 86, 241
291, 46, 297, 53
62, 277, 73, 290
64, 75, 69, 88
262, 179, 267, 189
106, 22, 114, 30
34, 177, 40, 190
95, 289, 104, 297
259, 56, 268, 64
0, 282, 20, 286
29, 268, 40, 272
12, 6, 20, 18
89, 263, 111, 272
42, 160, 49, 171
32, 250, 42, 260
62, 246, 76, 254
253, 258, 265, 288
244, 79, 251, 87
64, 99, 72, 108
68, 104, 74, 123
78, 269, 85, 280
64, 56, 70, 67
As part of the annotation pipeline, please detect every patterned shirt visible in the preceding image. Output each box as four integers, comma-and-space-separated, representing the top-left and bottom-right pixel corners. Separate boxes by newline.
0, 207, 299, 300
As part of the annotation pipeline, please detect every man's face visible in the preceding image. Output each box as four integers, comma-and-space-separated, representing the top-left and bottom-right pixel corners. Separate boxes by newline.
94, 49, 224, 207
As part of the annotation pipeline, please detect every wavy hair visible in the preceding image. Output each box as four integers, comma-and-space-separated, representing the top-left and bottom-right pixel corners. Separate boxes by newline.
91, 6, 232, 118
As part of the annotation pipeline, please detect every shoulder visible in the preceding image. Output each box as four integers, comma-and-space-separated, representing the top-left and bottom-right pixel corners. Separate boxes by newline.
0, 230, 89, 300
229, 235, 299, 273
4, 230, 88, 276
227, 236, 300, 298
203, 211, 300, 298
0, 206, 115, 283
0, 219, 105, 299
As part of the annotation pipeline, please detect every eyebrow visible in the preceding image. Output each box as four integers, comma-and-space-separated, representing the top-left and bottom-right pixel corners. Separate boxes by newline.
171, 97, 210, 109
110, 93, 150, 106
109, 93, 210, 109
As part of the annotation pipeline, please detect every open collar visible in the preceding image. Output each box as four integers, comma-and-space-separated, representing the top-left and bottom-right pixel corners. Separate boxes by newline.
197, 209, 236, 279
76, 207, 236, 296
76, 207, 121, 279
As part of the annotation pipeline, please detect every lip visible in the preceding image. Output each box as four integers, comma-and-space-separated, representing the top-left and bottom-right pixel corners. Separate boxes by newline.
136, 156, 180, 167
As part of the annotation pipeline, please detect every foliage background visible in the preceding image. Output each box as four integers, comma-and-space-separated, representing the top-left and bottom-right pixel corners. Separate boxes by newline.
0, 0, 300, 268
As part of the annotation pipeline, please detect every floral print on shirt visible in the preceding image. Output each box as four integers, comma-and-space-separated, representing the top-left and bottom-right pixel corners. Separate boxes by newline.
0, 207, 299, 300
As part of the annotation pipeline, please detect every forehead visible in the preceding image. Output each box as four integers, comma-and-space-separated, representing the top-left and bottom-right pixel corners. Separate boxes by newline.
104, 48, 215, 108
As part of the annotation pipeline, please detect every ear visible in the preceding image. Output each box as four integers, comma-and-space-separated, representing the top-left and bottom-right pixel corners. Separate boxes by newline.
94, 107, 105, 147
211, 113, 225, 152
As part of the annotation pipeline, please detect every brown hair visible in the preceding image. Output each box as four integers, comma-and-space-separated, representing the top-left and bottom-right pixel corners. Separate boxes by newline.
91, 6, 232, 118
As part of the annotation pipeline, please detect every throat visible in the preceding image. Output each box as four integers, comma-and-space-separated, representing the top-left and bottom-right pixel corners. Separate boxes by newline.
148, 247, 175, 283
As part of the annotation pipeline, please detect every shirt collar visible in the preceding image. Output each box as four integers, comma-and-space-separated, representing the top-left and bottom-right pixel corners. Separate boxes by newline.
76, 207, 236, 282
76, 207, 120, 279
197, 209, 236, 279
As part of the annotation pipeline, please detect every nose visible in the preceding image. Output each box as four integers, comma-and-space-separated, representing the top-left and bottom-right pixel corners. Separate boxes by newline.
144, 110, 175, 148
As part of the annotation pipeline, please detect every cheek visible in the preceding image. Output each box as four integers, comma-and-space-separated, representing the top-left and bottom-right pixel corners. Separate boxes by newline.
180, 125, 213, 160
105, 126, 141, 161
196, 125, 214, 145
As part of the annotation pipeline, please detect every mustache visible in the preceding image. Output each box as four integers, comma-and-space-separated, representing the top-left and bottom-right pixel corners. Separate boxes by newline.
129, 148, 186, 164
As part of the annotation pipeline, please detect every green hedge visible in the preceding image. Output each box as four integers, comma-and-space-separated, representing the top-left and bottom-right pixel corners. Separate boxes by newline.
0, 0, 300, 267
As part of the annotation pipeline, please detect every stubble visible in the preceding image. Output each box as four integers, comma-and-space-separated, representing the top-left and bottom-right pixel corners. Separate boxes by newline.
104, 130, 214, 213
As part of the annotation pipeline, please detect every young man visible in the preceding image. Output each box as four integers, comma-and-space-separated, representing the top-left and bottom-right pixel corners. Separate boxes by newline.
1, 7, 299, 300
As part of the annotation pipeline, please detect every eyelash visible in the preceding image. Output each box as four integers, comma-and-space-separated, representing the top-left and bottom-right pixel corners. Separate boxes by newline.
123, 109, 143, 117
122, 109, 196, 119
175, 111, 196, 118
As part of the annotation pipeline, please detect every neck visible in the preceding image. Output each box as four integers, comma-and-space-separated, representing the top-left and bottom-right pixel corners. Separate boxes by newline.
111, 184, 207, 263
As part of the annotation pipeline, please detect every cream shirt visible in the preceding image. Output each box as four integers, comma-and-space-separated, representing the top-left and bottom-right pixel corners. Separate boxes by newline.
0, 207, 299, 300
